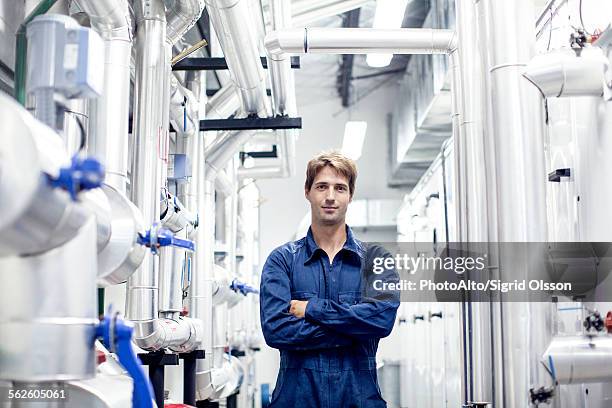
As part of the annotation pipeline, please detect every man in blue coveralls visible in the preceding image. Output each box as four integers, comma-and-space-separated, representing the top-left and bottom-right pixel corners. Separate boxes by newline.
260, 151, 400, 408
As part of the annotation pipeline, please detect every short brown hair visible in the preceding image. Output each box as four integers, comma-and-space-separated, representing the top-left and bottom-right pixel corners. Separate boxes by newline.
305, 150, 357, 196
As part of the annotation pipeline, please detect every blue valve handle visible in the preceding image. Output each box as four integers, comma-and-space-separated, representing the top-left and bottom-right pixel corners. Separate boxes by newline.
48, 155, 105, 200
97, 314, 154, 408
230, 279, 259, 295
137, 223, 195, 254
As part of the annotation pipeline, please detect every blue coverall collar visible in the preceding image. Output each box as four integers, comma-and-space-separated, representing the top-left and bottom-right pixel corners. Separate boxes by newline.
304, 225, 363, 265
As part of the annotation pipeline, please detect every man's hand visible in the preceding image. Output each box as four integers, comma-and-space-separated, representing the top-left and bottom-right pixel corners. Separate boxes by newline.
289, 300, 308, 319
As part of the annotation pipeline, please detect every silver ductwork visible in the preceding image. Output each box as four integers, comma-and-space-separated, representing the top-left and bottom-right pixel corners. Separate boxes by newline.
126, 0, 198, 352
166, 0, 206, 45
205, 0, 270, 116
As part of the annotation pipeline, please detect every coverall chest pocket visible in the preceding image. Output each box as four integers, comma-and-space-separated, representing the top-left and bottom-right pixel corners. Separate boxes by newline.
338, 291, 361, 305
291, 291, 316, 301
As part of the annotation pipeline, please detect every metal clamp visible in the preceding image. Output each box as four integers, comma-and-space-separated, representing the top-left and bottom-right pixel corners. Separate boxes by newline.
47, 155, 105, 200
137, 223, 196, 255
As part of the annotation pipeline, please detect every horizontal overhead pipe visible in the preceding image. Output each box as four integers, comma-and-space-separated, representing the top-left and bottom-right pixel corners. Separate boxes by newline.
265, 27, 457, 57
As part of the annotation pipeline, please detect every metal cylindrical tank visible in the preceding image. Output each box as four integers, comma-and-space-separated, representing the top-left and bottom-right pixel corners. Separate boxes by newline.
543, 335, 612, 384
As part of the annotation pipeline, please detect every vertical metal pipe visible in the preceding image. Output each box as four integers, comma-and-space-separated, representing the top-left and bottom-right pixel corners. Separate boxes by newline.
456, 0, 494, 404
75, 0, 133, 195
126, 0, 167, 345
478, 1, 550, 406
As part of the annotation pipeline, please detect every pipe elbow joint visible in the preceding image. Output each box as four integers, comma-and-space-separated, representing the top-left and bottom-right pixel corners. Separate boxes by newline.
169, 317, 204, 353
131, 319, 167, 351
264, 28, 306, 61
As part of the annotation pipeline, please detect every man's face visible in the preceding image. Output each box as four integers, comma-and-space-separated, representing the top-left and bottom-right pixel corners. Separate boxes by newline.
305, 166, 352, 226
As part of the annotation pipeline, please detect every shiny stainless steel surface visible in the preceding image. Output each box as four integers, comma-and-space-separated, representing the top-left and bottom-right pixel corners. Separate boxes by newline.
97, 185, 146, 287
166, 0, 205, 45
241, 0, 297, 180
205, 83, 241, 119
77, 0, 133, 195
269, 0, 296, 117
523, 47, 607, 97
544, 335, 612, 384
456, 0, 493, 404
159, 239, 187, 318
265, 27, 457, 56
126, 0, 193, 351
0, 94, 90, 256
0, 218, 98, 381
126, 0, 167, 341
205, 0, 270, 116
193, 179, 217, 399
478, 1, 550, 406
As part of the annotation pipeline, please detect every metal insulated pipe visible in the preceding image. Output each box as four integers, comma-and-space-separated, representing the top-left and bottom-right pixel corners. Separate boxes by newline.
126, 0, 167, 343
75, 0, 132, 195
478, 1, 550, 407
166, 0, 205, 45
240, 0, 297, 180
205, 84, 241, 119
0, 93, 91, 257
170, 75, 199, 137
269, 0, 296, 116
265, 27, 457, 57
543, 335, 612, 384
127, 0, 196, 351
205, 0, 270, 116
522, 47, 607, 98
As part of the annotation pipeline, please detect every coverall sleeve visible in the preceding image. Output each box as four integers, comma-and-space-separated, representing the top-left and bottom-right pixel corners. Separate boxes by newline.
259, 249, 353, 351
305, 245, 401, 340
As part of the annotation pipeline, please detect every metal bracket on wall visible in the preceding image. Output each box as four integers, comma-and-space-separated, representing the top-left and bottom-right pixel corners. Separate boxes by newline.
241, 145, 278, 161
173, 56, 301, 71
199, 116, 302, 131
548, 168, 571, 182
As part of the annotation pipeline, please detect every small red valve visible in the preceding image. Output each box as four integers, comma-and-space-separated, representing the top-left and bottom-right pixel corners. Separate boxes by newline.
605, 311, 612, 334
96, 350, 107, 365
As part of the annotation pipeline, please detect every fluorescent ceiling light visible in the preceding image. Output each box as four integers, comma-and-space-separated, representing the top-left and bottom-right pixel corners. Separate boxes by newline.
341, 121, 367, 160
366, 0, 409, 68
